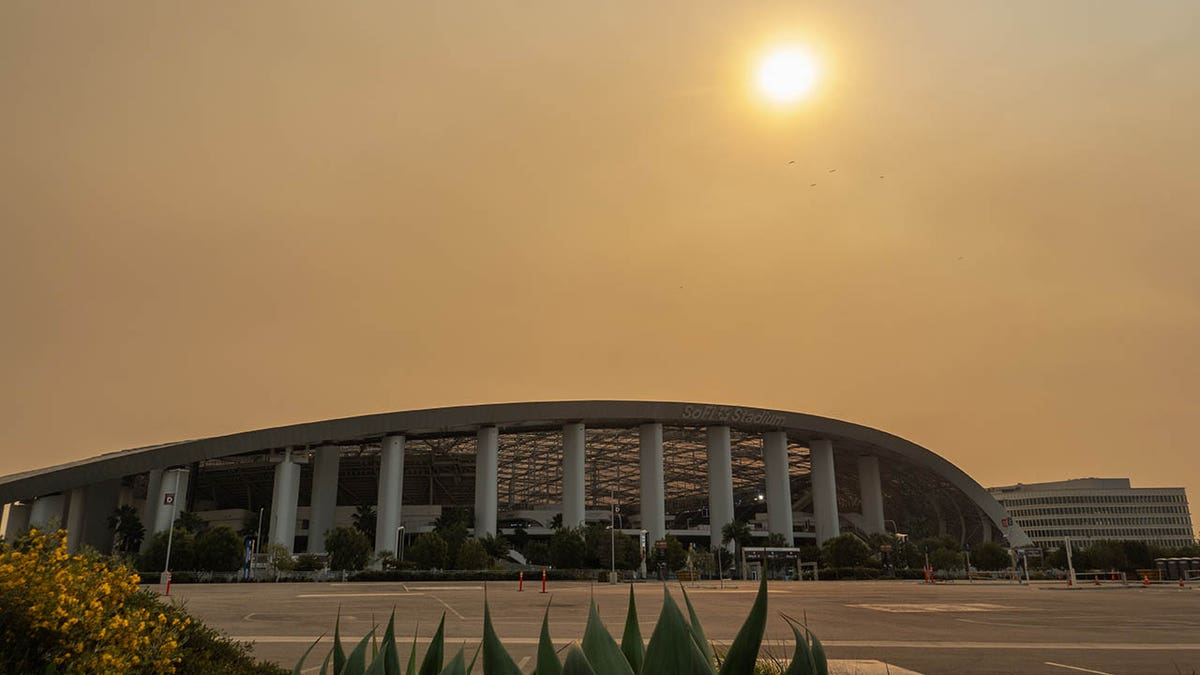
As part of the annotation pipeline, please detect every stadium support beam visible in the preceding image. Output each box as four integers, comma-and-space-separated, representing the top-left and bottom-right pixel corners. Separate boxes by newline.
153, 468, 191, 536
307, 445, 341, 553
65, 487, 86, 552
639, 423, 666, 544
82, 480, 121, 554
141, 469, 164, 551
763, 431, 794, 543
4, 502, 31, 539
810, 439, 840, 544
474, 426, 499, 538
858, 454, 885, 535
30, 494, 66, 530
269, 449, 300, 553
376, 435, 405, 555
707, 425, 734, 553
562, 422, 586, 530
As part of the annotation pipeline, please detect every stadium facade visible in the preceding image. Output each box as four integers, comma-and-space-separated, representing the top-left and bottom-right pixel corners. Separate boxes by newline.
0, 401, 1032, 555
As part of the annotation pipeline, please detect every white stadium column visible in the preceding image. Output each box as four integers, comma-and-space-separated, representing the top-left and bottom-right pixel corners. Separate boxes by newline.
707, 426, 734, 553
141, 469, 164, 550
307, 446, 341, 553
29, 494, 66, 530
153, 469, 191, 536
474, 426, 499, 538
639, 423, 666, 545
562, 423, 586, 530
857, 455, 885, 535
376, 435, 405, 554
65, 487, 87, 552
270, 449, 301, 553
763, 431, 794, 543
810, 439, 840, 544
4, 503, 31, 539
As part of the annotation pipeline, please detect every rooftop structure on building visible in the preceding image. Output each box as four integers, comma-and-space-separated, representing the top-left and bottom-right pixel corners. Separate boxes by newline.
989, 478, 1194, 549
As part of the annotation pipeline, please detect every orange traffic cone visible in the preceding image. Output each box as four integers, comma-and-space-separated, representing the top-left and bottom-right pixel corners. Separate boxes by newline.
518, 570, 524, 591
1143, 576, 1150, 587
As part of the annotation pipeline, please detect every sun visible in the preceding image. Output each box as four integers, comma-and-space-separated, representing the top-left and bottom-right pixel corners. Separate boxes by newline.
755, 46, 819, 105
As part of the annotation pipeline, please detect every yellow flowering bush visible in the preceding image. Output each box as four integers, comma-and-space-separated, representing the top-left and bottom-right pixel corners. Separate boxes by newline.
0, 528, 186, 674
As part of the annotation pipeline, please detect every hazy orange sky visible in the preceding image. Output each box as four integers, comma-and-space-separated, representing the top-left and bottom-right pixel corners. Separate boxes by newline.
2, 3, 1197, 534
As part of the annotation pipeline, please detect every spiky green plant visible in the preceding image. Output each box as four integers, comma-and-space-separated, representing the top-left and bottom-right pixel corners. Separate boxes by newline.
294, 576, 828, 675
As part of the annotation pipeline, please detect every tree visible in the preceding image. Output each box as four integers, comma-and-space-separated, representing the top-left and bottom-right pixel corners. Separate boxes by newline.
972, 542, 1011, 571
549, 513, 563, 530
655, 535, 687, 572
821, 534, 873, 568
549, 527, 588, 568
480, 533, 510, 559
174, 511, 207, 535
325, 526, 373, 571
409, 531, 450, 570
433, 507, 472, 531
137, 529, 196, 572
764, 532, 789, 548
352, 504, 377, 540
929, 547, 964, 572
194, 527, 245, 572
721, 520, 754, 576
456, 538, 491, 569
523, 540, 550, 565
264, 543, 295, 573
106, 505, 145, 554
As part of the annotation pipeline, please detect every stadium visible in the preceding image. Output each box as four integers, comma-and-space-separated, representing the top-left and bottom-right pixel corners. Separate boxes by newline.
0, 400, 1031, 556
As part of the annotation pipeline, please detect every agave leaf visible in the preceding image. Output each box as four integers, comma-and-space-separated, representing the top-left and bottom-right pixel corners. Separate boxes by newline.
716, 576, 768, 675
373, 616, 380, 661
366, 651, 388, 675
562, 645, 598, 675
642, 588, 709, 674
438, 650, 467, 675
419, 614, 447, 675
680, 586, 714, 666
783, 621, 815, 675
382, 610, 402, 675
406, 623, 419, 675
536, 605, 563, 675
581, 599, 636, 675
334, 608, 348, 675
291, 633, 326, 675
482, 597, 524, 675
466, 642, 481, 674
809, 630, 828, 675
321, 647, 334, 675
686, 634, 717, 675
343, 630, 376, 675
619, 586, 644, 675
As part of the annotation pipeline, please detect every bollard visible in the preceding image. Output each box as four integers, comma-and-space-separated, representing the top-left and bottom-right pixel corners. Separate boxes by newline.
519, 571, 524, 592
164, 571, 173, 596
1143, 576, 1150, 587
540, 567, 547, 594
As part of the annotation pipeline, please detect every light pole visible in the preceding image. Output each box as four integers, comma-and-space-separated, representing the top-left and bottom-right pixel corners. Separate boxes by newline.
162, 468, 188, 594
395, 526, 406, 562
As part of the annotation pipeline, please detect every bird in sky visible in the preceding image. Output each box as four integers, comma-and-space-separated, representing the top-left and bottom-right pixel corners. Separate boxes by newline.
810, 183, 817, 187
788, 160, 796, 164
828, 169, 837, 173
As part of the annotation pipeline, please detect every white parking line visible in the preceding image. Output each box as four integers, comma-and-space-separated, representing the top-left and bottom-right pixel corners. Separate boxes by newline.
1044, 662, 1114, 675
296, 592, 426, 598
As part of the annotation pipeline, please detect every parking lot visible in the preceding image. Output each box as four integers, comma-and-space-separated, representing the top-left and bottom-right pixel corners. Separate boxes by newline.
166, 579, 1200, 674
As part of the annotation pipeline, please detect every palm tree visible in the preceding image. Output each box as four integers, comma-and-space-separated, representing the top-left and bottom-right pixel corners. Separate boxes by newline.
106, 505, 145, 553
721, 520, 753, 578
352, 504, 377, 539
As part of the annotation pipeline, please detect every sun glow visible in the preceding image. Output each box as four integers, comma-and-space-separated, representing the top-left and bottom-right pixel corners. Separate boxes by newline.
755, 46, 819, 105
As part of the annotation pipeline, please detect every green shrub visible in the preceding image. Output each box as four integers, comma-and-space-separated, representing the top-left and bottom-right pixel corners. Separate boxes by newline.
296, 577, 829, 675
137, 528, 196, 572
325, 527, 373, 571
409, 531, 450, 569
194, 526, 246, 572
455, 537, 492, 570
294, 553, 326, 571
